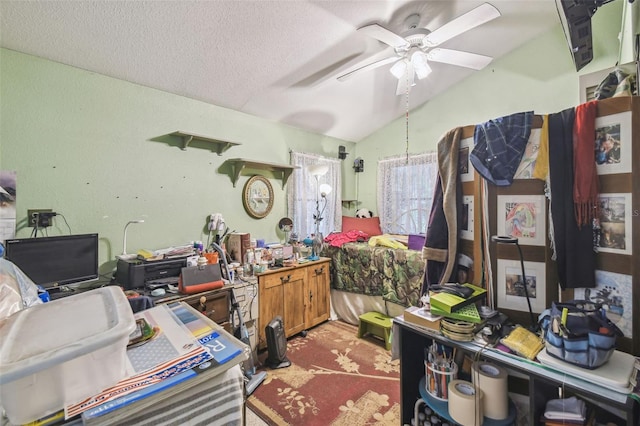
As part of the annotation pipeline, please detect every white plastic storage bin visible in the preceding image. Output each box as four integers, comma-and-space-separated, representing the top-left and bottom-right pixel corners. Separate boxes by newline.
0, 286, 136, 424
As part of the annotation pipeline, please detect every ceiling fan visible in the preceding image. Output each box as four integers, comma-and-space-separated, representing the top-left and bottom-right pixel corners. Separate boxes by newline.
337, 3, 501, 95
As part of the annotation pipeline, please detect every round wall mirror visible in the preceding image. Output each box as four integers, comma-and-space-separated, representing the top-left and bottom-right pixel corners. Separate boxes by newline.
242, 175, 274, 219
278, 217, 293, 242
278, 217, 293, 232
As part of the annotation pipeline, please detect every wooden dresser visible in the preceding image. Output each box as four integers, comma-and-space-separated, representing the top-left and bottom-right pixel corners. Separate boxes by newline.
256, 257, 330, 349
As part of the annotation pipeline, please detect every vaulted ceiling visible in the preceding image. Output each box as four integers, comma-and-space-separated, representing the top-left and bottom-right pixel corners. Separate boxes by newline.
0, 1, 560, 142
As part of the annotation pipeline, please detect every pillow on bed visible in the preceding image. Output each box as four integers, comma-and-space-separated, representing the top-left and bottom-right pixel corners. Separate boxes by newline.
342, 216, 382, 236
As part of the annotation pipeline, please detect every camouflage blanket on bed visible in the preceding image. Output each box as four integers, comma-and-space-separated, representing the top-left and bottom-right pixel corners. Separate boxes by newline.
321, 242, 425, 307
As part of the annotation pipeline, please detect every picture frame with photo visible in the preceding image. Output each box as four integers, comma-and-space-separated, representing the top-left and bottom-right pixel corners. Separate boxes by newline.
497, 195, 546, 246
598, 193, 632, 255
497, 259, 546, 313
595, 111, 632, 175
459, 136, 473, 182
461, 195, 474, 240
573, 270, 633, 339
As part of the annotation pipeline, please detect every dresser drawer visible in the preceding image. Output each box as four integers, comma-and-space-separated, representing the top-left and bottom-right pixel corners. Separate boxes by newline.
174, 289, 231, 325
261, 268, 306, 289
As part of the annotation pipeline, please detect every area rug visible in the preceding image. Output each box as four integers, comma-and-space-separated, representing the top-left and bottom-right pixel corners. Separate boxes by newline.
247, 320, 401, 426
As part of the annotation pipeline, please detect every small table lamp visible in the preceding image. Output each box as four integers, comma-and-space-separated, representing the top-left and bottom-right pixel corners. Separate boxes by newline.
121, 219, 145, 259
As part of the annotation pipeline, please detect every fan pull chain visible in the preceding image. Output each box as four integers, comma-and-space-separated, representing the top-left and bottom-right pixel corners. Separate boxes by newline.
405, 70, 410, 164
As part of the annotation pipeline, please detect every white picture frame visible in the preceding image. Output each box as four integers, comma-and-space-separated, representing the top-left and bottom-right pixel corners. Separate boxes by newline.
597, 193, 632, 255
574, 270, 633, 338
461, 195, 474, 240
459, 136, 474, 182
497, 259, 546, 313
595, 111, 632, 175
497, 195, 546, 246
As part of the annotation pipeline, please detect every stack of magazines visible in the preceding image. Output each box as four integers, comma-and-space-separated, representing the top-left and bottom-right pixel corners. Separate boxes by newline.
63, 302, 248, 423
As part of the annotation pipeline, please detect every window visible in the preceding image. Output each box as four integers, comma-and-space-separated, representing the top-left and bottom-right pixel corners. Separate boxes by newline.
287, 152, 341, 240
377, 153, 438, 235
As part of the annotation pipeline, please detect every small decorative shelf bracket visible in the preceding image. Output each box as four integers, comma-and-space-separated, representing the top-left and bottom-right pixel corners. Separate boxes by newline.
341, 199, 358, 209
169, 131, 241, 155
227, 158, 298, 189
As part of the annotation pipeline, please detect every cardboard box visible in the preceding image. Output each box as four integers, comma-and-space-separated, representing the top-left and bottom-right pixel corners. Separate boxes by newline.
0, 287, 136, 424
227, 232, 250, 263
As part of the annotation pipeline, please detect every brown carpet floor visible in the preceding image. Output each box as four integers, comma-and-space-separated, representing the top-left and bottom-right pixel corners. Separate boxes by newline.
246, 320, 401, 425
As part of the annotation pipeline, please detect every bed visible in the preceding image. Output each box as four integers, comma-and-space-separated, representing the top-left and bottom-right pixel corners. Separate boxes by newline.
322, 241, 425, 325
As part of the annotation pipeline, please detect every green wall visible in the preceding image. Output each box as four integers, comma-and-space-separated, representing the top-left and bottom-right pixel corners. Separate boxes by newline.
0, 49, 355, 276
354, 1, 626, 213
0, 1, 629, 276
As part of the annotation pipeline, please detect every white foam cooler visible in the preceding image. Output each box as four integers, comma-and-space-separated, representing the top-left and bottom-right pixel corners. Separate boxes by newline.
0, 286, 136, 424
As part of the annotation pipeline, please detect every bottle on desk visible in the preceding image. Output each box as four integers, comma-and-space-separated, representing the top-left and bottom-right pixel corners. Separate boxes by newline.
243, 249, 255, 276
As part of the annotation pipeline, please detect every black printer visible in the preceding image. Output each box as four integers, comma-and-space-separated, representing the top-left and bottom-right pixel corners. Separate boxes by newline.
115, 257, 188, 290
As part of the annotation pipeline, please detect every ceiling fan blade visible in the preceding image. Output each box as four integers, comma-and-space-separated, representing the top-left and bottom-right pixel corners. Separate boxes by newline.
423, 3, 501, 47
336, 56, 399, 82
358, 23, 410, 49
427, 48, 493, 70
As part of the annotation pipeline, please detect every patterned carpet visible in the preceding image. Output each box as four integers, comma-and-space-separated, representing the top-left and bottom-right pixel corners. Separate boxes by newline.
247, 320, 401, 425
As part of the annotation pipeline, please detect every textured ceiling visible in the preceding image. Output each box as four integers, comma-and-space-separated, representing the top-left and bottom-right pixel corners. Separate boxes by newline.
0, 0, 560, 142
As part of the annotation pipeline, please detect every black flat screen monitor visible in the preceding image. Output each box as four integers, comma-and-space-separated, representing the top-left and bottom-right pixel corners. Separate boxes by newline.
4, 233, 99, 289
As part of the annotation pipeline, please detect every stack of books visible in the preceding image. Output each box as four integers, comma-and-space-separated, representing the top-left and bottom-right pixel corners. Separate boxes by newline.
403, 306, 442, 331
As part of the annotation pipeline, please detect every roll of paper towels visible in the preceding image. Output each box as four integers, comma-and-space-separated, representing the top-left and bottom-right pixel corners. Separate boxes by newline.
471, 361, 509, 420
448, 379, 484, 425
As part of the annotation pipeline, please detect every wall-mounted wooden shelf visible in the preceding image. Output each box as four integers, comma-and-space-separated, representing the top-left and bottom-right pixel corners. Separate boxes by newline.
341, 199, 359, 209
169, 131, 241, 155
226, 158, 298, 189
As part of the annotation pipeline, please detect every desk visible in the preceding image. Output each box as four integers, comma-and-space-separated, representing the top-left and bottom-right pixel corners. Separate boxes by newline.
394, 317, 640, 425
150, 286, 231, 326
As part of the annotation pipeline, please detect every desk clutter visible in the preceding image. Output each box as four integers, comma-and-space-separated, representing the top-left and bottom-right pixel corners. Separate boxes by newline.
401, 286, 639, 426
0, 289, 248, 425
0, 287, 135, 425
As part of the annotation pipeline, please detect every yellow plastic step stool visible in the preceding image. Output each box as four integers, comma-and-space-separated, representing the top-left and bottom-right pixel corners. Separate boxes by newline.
357, 311, 392, 350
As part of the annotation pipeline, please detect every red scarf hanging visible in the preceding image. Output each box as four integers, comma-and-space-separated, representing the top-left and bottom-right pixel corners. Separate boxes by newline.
573, 100, 599, 227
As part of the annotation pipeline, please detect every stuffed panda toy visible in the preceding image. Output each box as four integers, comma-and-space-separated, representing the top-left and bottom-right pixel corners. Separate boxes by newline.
355, 208, 373, 218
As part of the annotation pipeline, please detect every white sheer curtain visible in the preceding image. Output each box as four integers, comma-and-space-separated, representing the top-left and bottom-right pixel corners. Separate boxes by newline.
287, 152, 341, 240
377, 152, 438, 235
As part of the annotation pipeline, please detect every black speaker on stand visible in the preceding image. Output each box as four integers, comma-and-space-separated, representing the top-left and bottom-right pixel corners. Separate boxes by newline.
265, 316, 291, 369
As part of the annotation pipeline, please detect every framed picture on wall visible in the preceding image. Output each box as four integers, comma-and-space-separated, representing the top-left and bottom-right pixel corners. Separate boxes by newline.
497, 259, 547, 313
461, 195, 474, 240
497, 195, 546, 246
513, 128, 541, 180
459, 137, 474, 182
597, 193, 632, 255
595, 111, 632, 175
574, 270, 633, 339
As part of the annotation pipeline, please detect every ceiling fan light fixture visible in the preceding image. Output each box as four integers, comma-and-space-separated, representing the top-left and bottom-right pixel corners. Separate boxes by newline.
411, 51, 431, 79
406, 62, 416, 86
390, 59, 407, 79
